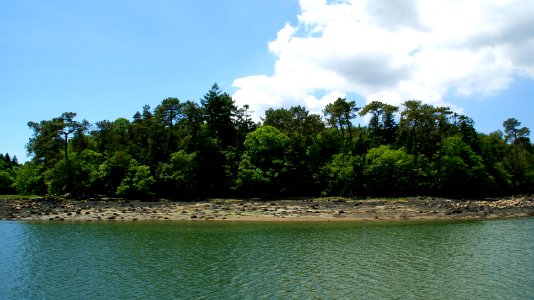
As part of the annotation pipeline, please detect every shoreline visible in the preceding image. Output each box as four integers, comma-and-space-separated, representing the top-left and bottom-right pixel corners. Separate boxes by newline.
1, 196, 533, 222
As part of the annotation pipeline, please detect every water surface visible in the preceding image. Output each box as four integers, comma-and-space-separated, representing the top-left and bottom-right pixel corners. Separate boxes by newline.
1, 219, 533, 299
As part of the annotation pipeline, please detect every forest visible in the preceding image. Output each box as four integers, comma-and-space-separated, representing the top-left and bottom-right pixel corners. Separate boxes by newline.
1, 84, 533, 199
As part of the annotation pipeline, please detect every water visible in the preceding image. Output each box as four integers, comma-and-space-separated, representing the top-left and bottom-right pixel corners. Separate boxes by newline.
1, 219, 533, 299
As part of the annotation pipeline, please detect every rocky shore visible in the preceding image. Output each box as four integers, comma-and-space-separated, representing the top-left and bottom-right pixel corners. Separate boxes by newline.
1, 196, 534, 222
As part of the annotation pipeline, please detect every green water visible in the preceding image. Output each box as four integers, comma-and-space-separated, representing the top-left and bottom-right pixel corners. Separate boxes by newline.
1, 219, 533, 299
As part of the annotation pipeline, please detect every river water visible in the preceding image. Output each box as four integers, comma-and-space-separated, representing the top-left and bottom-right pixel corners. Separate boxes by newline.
1, 219, 533, 299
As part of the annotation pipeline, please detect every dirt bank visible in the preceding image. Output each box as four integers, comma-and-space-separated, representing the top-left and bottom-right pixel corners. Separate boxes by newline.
1, 196, 533, 222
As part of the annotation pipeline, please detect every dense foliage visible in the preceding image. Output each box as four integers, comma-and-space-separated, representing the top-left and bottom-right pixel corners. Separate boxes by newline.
2, 84, 533, 199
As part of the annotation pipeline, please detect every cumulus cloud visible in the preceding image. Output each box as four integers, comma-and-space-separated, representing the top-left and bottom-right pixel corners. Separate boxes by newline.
232, 0, 534, 119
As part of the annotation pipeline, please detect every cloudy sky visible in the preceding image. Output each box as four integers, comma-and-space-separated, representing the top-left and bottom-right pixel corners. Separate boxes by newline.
1, 0, 533, 161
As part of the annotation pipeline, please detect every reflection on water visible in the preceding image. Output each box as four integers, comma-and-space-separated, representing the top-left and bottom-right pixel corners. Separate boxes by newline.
1, 219, 533, 299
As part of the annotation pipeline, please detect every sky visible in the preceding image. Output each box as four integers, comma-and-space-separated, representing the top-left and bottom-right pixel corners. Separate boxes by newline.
1, 0, 533, 162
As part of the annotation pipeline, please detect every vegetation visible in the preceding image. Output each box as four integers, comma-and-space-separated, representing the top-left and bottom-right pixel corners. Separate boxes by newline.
1, 84, 533, 199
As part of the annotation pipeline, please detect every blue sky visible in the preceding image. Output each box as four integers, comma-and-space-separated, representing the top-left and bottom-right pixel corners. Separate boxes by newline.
1, 0, 533, 162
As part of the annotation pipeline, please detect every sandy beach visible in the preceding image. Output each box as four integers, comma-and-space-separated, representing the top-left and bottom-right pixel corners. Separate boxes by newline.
1, 196, 533, 222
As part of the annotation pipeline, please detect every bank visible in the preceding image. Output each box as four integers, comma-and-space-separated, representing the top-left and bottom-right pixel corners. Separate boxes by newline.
1, 195, 533, 222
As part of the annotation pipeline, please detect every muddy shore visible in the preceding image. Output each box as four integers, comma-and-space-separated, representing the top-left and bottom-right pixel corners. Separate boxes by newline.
1, 196, 534, 222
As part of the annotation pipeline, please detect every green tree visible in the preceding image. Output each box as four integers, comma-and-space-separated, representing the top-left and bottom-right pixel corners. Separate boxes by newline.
235, 104, 257, 147
181, 101, 205, 147
321, 152, 363, 196
236, 126, 292, 197
130, 105, 153, 166
45, 149, 103, 196
155, 97, 183, 128
324, 98, 359, 139
363, 146, 414, 196
91, 118, 131, 155
501, 118, 533, 191
263, 106, 326, 194
503, 118, 531, 165
0, 153, 18, 194
27, 113, 90, 192
433, 136, 490, 196
96, 150, 134, 196
27, 117, 67, 167
157, 150, 198, 198
116, 159, 154, 199
264, 106, 324, 149
360, 101, 399, 146
398, 101, 454, 159
456, 115, 479, 151
148, 98, 187, 163
478, 131, 512, 193
201, 83, 237, 147
57, 112, 89, 160
0, 170, 14, 194
13, 163, 47, 195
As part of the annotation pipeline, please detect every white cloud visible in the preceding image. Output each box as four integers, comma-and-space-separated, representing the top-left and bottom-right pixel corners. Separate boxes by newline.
232, 0, 534, 119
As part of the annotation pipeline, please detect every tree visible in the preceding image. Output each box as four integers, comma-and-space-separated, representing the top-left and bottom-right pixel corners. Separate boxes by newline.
13, 163, 47, 195
236, 126, 292, 197
501, 118, 533, 191
157, 150, 198, 198
264, 106, 324, 150
433, 136, 490, 196
503, 118, 531, 165
477, 131, 511, 194
455, 115, 479, 151
45, 150, 103, 196
151, 98, 185, 161
360, 101, 399, 146
0, 170, 15, 194
181, 101, 205, 145
324, 98, 359, 139
398, 101, 454, 159
321, 152, 363, 196
0, 153, 19, 194
235, 104, 257, 144
201, 83, 237, 147
96, 150, 134, 196
155, 98, 183, 128
27, 118, 66, 167
363, 146, 414, 196
59, 112, 77, 160
130, 105, 154, 166
116, 159, 154, 199
263, 107, 293, 134
26, 113, 90, 193
27, 112, 89, 166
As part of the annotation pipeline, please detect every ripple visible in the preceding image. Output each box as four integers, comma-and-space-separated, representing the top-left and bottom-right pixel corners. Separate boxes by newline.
1, 219, 533, 299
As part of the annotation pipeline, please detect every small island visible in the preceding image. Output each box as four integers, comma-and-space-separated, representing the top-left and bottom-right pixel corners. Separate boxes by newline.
1, 85, 533, 219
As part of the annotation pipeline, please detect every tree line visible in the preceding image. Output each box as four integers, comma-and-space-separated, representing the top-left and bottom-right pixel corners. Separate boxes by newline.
1, 84, 533, 199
